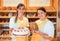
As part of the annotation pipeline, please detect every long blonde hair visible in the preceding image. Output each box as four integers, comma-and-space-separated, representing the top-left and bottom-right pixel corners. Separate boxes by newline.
15, 3, 25, 22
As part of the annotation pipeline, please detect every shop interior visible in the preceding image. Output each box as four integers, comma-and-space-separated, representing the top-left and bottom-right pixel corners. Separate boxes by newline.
0, 0, 58, 41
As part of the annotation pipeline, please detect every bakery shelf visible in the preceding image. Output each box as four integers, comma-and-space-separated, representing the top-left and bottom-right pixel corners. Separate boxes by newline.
0, 22, 9, 24
27, 16, 57, 18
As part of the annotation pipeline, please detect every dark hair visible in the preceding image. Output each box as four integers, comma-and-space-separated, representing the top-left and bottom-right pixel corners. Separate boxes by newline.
17, 3, 25, 9
15, 3, 25, 22
37, 7, 46, 12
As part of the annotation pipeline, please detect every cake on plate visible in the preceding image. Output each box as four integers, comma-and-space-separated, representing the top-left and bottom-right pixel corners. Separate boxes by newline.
12, 27, 30, 36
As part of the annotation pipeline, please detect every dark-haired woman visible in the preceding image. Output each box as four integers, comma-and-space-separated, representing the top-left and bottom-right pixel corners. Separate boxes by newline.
9, 3, 29, 41
31, 7, 54, 41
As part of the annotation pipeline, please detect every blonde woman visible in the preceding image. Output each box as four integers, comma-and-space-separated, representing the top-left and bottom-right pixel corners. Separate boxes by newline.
9, 3, 29, 41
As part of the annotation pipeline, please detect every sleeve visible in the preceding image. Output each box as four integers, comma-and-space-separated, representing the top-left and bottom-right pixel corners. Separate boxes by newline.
43, 22, 55, 38
9, 17, 15, 28
26, 18, 29, 27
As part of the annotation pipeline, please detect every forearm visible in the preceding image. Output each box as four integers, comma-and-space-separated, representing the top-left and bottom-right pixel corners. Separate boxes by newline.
39, 32, 53, 41
9, 28, 13, 35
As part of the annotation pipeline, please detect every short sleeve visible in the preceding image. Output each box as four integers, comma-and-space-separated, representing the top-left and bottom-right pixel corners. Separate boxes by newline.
43, 21, 55, 38
9, 17, 15, 28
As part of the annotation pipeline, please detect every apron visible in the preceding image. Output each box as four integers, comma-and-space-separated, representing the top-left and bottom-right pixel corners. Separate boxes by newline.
11, 17, 29, 41
11, 36, 28, 41
31, 18, 48, 41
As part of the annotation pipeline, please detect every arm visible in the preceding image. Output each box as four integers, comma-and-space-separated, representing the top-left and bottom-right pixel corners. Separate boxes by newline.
35, 22, 54, 41
37, 31, 53, 41
9, 17, 15, 35
35, 31, 54, 41
41, 32, 54, 41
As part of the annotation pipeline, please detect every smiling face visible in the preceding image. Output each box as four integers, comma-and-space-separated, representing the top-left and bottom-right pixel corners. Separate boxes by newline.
17, 6, 25, 17
37, 10, 46, 20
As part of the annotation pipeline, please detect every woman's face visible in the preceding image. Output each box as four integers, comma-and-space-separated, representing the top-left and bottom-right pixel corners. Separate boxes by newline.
37, 10, 46, 20
17, 6, 25, 17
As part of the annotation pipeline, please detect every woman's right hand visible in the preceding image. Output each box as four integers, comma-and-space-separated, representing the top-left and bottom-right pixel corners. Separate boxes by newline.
10, 28, 14, 31
31, 30, 34, 33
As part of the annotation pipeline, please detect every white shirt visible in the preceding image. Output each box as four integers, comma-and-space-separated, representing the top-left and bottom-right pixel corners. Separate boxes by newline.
9, 16, 29, 28
36, 19, 54, 41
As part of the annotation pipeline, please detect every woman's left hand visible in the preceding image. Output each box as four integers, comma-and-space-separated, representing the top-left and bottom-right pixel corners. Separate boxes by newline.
35, 31, 40, 34
35, 31, 43, 35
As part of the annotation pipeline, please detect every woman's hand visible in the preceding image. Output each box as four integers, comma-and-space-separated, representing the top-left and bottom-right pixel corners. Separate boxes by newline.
9, 28, 14, 31
35, 31, 53, 41
34, 31, 40, 34
31, 30, 35, 34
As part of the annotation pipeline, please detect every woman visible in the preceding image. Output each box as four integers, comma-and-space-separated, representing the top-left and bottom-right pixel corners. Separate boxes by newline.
31, 7, 54, 41
9, 3, 29, 41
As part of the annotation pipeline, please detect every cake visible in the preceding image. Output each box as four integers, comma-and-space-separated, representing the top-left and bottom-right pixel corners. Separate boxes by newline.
12, 28, 30, 36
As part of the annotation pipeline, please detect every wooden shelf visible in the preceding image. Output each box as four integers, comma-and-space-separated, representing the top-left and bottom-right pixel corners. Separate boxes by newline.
0, 16, 12, 18
0, 22, 9, 24
26, 10, 56, 12
0, 22, 56, 25
29, 22, 56, 24
0, 36, 11, 37
2, 29, 10, 31
47, 16, 57, 18
0, 9, 56, 12
27, 16, 57, 18
0, 16, 57, 18
26, 7, 56, 12
27, 16, 39, 18
0, 10, 16, 12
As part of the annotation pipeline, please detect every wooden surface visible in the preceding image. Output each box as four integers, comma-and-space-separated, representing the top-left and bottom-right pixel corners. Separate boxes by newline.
0, 0, 58, 12
57, 37, 60, 41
